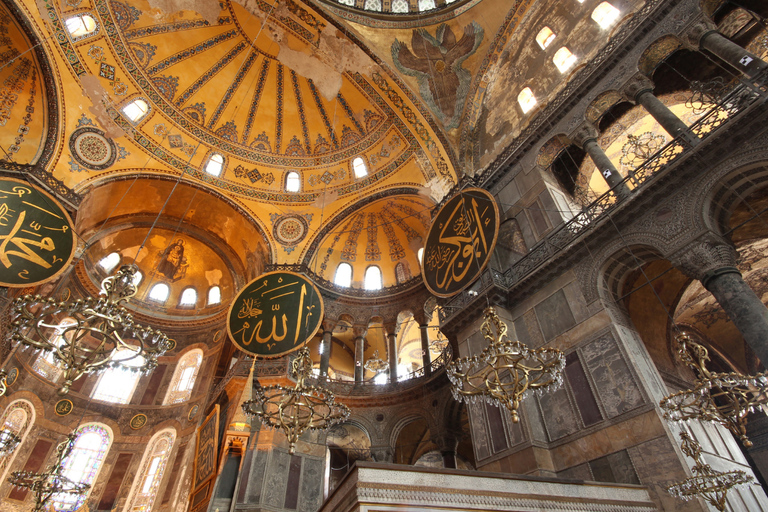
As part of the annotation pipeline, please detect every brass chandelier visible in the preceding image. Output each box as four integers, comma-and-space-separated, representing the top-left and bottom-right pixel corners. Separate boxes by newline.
0, 426, 20, 455
446, 307, 565, 422
429, 330, 449, 355
10, 264, 171, 395
667, 431, 753, 511
659, 332, 768, 447
242, 347, 350, 454
364, 350, 389, 374
8, 432, 90, 512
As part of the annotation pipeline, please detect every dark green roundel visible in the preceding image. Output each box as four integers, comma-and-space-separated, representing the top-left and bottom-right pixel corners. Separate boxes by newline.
422, 188, 499, 298
0, 178, 76, 287
227, 271, 324, 358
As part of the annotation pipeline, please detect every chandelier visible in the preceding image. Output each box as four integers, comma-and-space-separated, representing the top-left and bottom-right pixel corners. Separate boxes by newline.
667, 431, 753, 511
659, 332, 768, 447
0, 427, 20, 455
364, 350, 389, 374
429, 331, 449, 355
8, 432, 90, 512
446, 307, 565, 422
10, 264, 171, 395
242, 348, 350, 454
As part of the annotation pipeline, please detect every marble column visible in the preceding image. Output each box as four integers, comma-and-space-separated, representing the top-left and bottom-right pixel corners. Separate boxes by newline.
571, 123, 630, 197
700, 31, 767, 79
354, 332, 365, 383
433, 433, 458, 469
386, 329, 398, 384
624, 76, 699, 146
319, 328, 332, 383
419, 324, 432, 376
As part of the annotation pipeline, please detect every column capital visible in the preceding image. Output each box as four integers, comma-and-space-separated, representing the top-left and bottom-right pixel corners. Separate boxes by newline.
681, 18, 717, 49
352, 325, 368, 339
668, 235, 737, 281
621, 74, 655, 102
569, 122, 600, 148
370, 445, 394, 463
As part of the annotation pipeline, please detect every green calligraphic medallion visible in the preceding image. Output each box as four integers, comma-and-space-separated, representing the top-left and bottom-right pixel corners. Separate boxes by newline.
227, 271, 324, 358
0, 178, 75, 287
422, 188, 499, 298
130, 413, 148, 430
54, 399, 73, 416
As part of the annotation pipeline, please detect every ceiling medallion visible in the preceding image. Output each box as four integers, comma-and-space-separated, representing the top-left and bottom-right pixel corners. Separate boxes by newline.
69, 127, 118, 170
11, 265, 171, 395
273, 215, 309, 247
447, 307, 565, 422
660, 332, 768, 446
242, 347, 350, 454
667, 431, 753, 511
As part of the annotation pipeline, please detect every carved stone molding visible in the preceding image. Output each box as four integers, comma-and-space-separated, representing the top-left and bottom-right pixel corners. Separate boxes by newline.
667, 234, 737, 281
680, 18, 717, 49
621, 74, 655, 102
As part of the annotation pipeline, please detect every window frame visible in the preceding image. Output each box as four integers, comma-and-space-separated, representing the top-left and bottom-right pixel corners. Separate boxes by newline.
363, 265, 383, 291
204, 153, 225, 177
285, 171, 301, 193
179, 287, 198, 307
53, 423, 113, 512
334, 262, 353, 288
123, 428, 177, 512
121, 97, 150, 124
162, 349, 204, 405
207, 285, 221, 306
91, 348, 146, 405
64, 14, 99, 40
148, 283, 170, 304
0, 400, 35, 484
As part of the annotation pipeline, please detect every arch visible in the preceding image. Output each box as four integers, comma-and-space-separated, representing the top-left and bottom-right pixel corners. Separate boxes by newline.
123, 427, 177, 512
585, 90, 623, 125
638, 35, 683, 77
599, 243, 665, 304
53, 422, 113, 511
0, 399, 35, 483
163, 348, 204, 404
703, 161, 768, 237
334, 262, 353, 287
363, 265, 382, 290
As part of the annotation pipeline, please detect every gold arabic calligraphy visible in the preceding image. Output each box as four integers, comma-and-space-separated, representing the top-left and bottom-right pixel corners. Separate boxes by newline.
426, 197, 492, 292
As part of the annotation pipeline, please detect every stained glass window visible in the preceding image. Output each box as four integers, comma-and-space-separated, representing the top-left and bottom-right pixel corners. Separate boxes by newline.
0, 400, 34, 483
32, 318, 77, 382
163, 349, 203, 404
52, 424, 112, 512
127, 429, 176, 512
92, 349, 145, 404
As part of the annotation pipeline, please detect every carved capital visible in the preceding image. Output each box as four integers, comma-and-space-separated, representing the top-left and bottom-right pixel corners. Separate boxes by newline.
621, 74, 655, 101
668, 235, 737, 281
370, 445, 394, 463
569, 122, 600, 148
681, 19, 717, 48
352, 325, 368, 339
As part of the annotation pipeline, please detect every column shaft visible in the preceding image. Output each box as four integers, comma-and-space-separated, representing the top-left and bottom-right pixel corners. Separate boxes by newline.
419, 325, 432, 376
703, 267, 768, 365
635, 90, 699, 145
582, 138, 631, 197
387, 332, 398, 383
700, 30, 768, 78
319, 330, 332, 382
354, 336, 365, 383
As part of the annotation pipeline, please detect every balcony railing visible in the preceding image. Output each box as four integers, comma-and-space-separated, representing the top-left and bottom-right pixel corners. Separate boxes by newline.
439, 73, 768, 324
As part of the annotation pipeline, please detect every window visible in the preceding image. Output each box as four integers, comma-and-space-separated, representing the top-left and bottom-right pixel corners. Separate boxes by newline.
32, 318, 77, 382
364, 266, 382, 290
133, 271, 143, 286
417, 248, 424, 265
391, 0, 408, 13
592, 2, 620, 29
52, 424, 112, 512
207, 286, 221, 305
98, 252, 120, 273
338, 0, 354, 4
364, 0, 381, 10
205, 153, 224, 177
126, 429, 176, 512
65, 14, 97, 38
149, 283, 170, 303
163, 349, 203, 404
395, 261, 411, 284
285, 171, 301, 192
418, 0, 435, 10
553, 47, 577, 73
179, 287, 197, 306
518, 87, 537, 113
352, 157, 368, 178
91, 348, 145, 404
122, 99, 149, 122
536, 27, 556, 49
334, 263, 352, 287
0, 400, 34, 484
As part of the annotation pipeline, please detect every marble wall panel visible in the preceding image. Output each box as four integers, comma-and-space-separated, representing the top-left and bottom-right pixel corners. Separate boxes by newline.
538, 386, 580, 441
247, 449, 268, 503
263, 450, 290, 508
468, 401, 491, 461
535, 290, 577, 341
299, 458, 325, 512
581, 333, 644, 418
589, 450, 640, 484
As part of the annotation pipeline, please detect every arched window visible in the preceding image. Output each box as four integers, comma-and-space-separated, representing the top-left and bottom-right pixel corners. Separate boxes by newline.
536, 27, 556, 49
417, 247, 424, 265
32, 317, 77, 382
148, 283, 170, 303
98, 252, 120, 273
352, 157, 368, 178
179, 287, 197, 306
53, 423, 112, 512
553, 47, 577, 73
207, 286, 221, 305
205, 153, 224, 177
364, 0, 381, 10
122, 99, 149, 123
334, 263, 352, 287
125, 429, 176, 512
163, 349, 203, 404
364, 266, 382, 290
133, 270, 143, 286
65, 14, 97, 39
592, 2, 620, 29
395, 261, 411, 284
0, 400, 35, 483
391, 0, 408, 13
285, 171, 301, 192
518, 87, 537, 113
418, 0, 435, 11
92, 349, 145, 404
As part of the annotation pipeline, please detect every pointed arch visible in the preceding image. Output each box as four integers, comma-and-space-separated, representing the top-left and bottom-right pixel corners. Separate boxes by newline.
124, 428, 177, 512
53, 422, 113, 511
